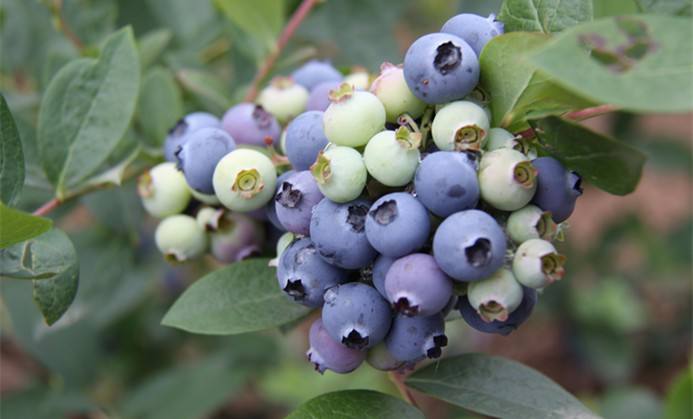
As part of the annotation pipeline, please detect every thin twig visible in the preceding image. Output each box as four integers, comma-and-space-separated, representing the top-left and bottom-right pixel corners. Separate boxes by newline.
243, 0, 321, 102
388, 371, 419, 408
515, 104, 618, 140
50, 0, 84, 51
33, 198, 61, 217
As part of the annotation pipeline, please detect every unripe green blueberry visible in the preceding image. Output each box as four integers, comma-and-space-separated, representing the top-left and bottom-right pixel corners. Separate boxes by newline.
485, 127, 517, 151
506, 205, 558, 244
344, 68, 371, 90
323, 83, 386, 147
155, 215, 207, 262
213, 149, 277, 212
367, 342, 409, 371
310, 145, 367, 203
467, 269, 524, 322
512, 239, 566, 289
478, 148, 537, 211
257, 77, 309, 123
196, 206, 225, 231
431, 100, 490, 152
138, 162, 191, 218
276, 232, 296, 259
279, 129, 287, 155
370, 63, 426, 123
363, 127, 421, 187
190, 188, 221, 205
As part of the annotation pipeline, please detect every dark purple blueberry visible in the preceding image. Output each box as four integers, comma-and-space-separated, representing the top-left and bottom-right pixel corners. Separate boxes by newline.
531, 157, 583, 223
307, 318, 365, 374
221, 103, 281, 146
458, 286, 537, 335
385, 253, 453, 317
385, 313, 447, 362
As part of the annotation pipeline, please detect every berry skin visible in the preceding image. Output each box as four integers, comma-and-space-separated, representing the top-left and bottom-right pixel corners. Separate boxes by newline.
433, 209, 507, 282
323, 83, 386, 147
306, 81, 342, 112
431, 101, 490, 152
363, 128, 421, 187
210, 213, 263, 263
257, 77, 309, 123
403, 32, 479, 104
485, 127, 518, 151
309, 198, 377, 269
467, 268, 524, 322
440, 13, 504, 57
512, 239, 566, 289
190, 188, 220, 205
307, 318, 365, 374
277, 237, 348, 307
367, 342, 410, 372
310, 145, 367, 203
164, 112, 221, 162
370, 63, 426, 123
322, 282, 392, 350
365, 193, 431, 258
372, 255, 396, 298
285, 111, 329, 171
385, 313, 447, 362
506, 205, 558, 244
155, 215, 207, 262
176, 127, 236, 194
458, 286, 537, 335
291, 60, 343, 91
414, 151, 479, 217
213, 149, 277, 212
138, 162, 191, 218
478, 148, 538, 211
384, 253, 453, 317
275, 231, 295, 260
343, 69, 371, 90
221, 103, 280, 147
265, 170, 296, 231
531, 157, 583, 223
196, 206, 224, 231
275, 170, 324, 235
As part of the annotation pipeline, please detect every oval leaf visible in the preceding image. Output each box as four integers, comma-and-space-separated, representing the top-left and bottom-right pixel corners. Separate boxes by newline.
176, 69, 231, 115
0, 94, 25, 205
162, 258, 311, 335
137, 67, 183, 149
0, 203, 52, 249
531, 15, 693, 113
37, 26, 140, 198
286, 390, 424, 419
406, 353, 598, 419
498, 0, 593, 33
530, 116, 646, 195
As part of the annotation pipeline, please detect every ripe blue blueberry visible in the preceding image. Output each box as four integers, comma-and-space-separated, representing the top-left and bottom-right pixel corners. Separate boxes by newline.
478, 148, 537, 211
265, 170, 296, 231
467, 268, 524, 322
277, 237, 348, 307
176, 127, 236, 194
310, 145, 367, 203
275, 170, 324, 235
363, 128, 421, 187
221, 103, 280, 147
310, 198, 377, 269
458, 286, 537, 335
440, 13, 504, 57
431, 100, 489, 152
433, 209, 507, 281
385, 253, 453, 317
414, 151, 479, 217
138, 162, 191, 218
512, 239, 566, 289
372, 255, 396, 298
385, 313, 447, 362
323, 83, 386, 147
210, 212, 263, 262
306, 81, 342, 112
164, 112, 221, 162
531, 157, 583, 223
365, 193, 430, 258
213, 149, 277, 212
285, 111, 329, 171
322, 282, 392, 350
307, 318, 365, 374
291, 60, 343, 91
403, 32, 479, 104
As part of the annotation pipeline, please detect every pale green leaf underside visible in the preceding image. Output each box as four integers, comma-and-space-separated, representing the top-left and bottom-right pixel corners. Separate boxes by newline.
286, 390, 425, 419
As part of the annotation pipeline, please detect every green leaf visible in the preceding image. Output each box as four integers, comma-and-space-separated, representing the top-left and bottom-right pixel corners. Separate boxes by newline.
0, 94, 25, 205
37, 27, 140, 199
286, 390, 424, 419
663, 366, 692, 419
138, 29, 173, 69
0, 202, 52, 249
531, 15, 693, 113
636, 0, 692, 16
137, 67, 183, 149
593, 0, 639, 18
499, 0, 593, 33
599, 387, 662, 419
176, 69, 232, 114
214, 0, 285, 52
529, 116, 646, 195
406, 353, 598, 419
63, 0, 118, 45
146, 0, 217, 44
0, 386, 93, 419
162, 258, 311, 335
480, 33, 594, 129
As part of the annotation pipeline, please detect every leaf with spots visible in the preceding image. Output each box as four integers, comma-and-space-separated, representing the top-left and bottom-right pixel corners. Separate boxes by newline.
286, 390, 424, 419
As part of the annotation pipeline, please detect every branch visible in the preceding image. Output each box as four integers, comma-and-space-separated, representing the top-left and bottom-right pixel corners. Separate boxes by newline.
49, 0, 84, 51
388, 371, 419, 408
515, 104, 618, 139
243, 0, 320, 102
33, 198, 61, 217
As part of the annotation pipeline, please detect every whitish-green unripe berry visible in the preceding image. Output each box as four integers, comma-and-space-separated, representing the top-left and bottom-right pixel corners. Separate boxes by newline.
196, 206, 225, 231
190, 188, 221, 205
344, 68, 371, 90
467, 269, 524, 322
363, 127, 421, 187
506, 205, 558, 244
310, 144, 367, 203
431, 100, 490, 152
478, 148, 537, 211
512, 239, 566, 289
138, 162, 191, 218
155, 215, 207, 262
258, 77, 309, 123
213, 149, 277, 212
323, 83, 386, 147
370, 63, 426, 123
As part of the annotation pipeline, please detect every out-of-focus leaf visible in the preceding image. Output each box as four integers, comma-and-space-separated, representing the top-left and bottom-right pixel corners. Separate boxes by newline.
63, 0, 118, 45
575, 330, 637, 383
138, 29, 173, 69
570, 277, 647, 333
176, 69, 231, 114
286, 390, 425, 419
0, 203, 52, 249
145, 0, 217, 44
0, 94, 25, 205
137, 67, 183, 149
600, 387, 662, 419
593, 0, 640, 17
663, 367, 693, 419
636, 0, 692, 15
214, 0, 284, 52
0, 386, 94, 419
499, 0, 593, 33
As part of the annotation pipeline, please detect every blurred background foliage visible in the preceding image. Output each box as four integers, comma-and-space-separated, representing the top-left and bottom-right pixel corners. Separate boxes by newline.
0, 0, 691, 418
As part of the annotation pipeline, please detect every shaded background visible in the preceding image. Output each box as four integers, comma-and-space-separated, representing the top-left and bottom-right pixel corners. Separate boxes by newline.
1, 0, 691, 418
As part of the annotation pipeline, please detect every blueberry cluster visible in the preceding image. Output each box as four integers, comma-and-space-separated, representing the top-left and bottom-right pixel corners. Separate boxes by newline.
139, 12, 584, 375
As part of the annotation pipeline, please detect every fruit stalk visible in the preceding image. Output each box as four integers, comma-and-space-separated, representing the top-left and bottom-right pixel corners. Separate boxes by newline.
388, 371, 419, 408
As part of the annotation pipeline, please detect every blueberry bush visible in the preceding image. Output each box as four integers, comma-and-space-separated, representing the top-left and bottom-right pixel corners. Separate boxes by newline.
1, 0, 691, 418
